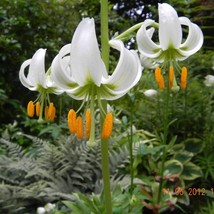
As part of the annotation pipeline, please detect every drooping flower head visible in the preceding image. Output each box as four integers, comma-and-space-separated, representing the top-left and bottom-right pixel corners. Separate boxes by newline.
19, 49, 63, 122
136, 3, 203, 90
51, 18, 142, 145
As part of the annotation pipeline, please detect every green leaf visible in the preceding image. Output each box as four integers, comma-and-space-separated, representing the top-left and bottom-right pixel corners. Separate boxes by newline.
176, 190, 190, 206
174, 151, 193, 164
184, 138, 204, 154
171, 143, 185, 154
164, 159, 183, 177
181, 162, 202, 180
137, 144, 165, 155
151, 182, 159, 202
63, 200, 83, 214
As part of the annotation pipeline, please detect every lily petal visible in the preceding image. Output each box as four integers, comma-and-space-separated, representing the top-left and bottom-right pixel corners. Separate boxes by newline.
51, 44, 78, 91
158, 3, 182, 50
28, 49, 46, 88
178, 17, 203, 58
19, 59, 38, 91
136, 19, 162, 58
70, 18, 107, 87
45, 74, 63, 95
101, 40, 142, 100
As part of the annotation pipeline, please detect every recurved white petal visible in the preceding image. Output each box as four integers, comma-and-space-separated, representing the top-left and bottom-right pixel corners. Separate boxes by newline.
45, 74, 63, 95
51, 44, 78, 92
136, 19, 161, 58
178, 17, 203, 58
158, 3, 182, 50
70, 18, 107, 87
101, 40, 142, 100
28, 49, 46, 88
66, 86, 89, 100
19, 59, 37, 91
140, 54, 159, 69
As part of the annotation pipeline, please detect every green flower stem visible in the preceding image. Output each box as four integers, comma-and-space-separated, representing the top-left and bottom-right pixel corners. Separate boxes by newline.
38, 92, 46, 123
101, 138, 112, 214
157, 82, 170, 204
100, 0, 112, 213
89, 94, 95, 145
114, 22, 143, 41
114, 22, 158, 41
183, 88, 187, 139
58, 95, 63, 124
101, 0, 109, 70
129, 107, 134, 194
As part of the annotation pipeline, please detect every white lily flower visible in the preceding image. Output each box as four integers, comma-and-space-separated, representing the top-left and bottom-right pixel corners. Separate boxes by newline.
137, 3, 203, 91
19, 48, 62, 94
52, 18, 141, 100
204, 75, 214, 87
136, 3, 203, 62
19, 49, 63, 122
51, 18, 141, 144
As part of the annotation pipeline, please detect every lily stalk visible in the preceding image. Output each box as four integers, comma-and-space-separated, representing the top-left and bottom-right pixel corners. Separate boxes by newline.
51, 11, 141, 214
100, 0, 112, 213
136, 3, 204, 206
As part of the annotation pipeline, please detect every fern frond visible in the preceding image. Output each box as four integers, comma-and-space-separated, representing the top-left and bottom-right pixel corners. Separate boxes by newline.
0, 138, 24, 158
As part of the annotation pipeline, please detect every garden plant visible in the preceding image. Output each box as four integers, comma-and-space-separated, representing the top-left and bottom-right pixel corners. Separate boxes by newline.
0, 0, 214, 213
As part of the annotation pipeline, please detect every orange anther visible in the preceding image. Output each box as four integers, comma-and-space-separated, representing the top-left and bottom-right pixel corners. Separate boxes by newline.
169, 66, 174, 89
181, 67, 188, 89
27, 101, 34, 117
76, 116, 84, 139
155, 67, 162, 83
155, 67, 165, 90
86, 109, 91, 139
36, 101, 41, 117
101, 113, 113, 140
68, 109, 77, 134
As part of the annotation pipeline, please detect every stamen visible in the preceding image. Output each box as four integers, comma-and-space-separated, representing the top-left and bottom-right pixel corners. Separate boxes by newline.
159, 75, 165, 90
48, 103, 56, 122
86, 109, 91, 139
155, 67, 165, 90
155, 67, 161, 83
44, 106, 49, 120
101, 113, 113, 140
27, 101, 34, 117
47, 102, 55, 121
68, 109, 77, 134
181, 67, 188, 89
36, 101, 41, 117
169, 66, 174, 89
76, 116, 84, 139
